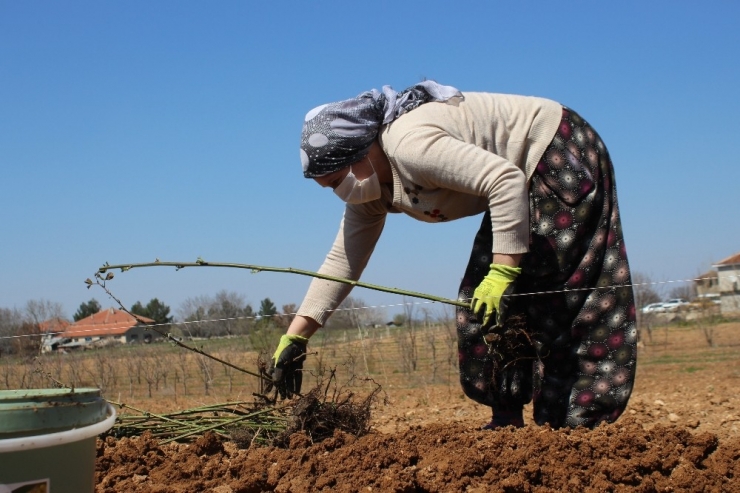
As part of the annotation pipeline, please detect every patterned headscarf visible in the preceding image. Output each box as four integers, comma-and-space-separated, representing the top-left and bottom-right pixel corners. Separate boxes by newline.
300, 81, 463, 178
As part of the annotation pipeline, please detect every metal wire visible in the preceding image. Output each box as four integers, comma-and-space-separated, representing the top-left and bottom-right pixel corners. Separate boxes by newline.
0, 274, 735, 342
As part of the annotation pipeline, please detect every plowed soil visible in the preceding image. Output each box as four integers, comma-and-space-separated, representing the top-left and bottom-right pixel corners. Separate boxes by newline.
95, 321, 740, 492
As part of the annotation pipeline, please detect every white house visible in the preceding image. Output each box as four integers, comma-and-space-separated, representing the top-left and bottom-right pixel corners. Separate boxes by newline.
49, 308, 159, 351
714, 252, 740, 315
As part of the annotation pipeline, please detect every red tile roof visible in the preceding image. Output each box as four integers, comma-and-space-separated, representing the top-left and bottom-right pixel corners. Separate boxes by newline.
63, 308, 155, 338
715, 252, 740, 266
39, 317, 71, 335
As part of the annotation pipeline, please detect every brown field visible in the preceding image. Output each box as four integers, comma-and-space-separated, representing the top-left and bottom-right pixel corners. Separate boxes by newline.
4, 317, 740, 491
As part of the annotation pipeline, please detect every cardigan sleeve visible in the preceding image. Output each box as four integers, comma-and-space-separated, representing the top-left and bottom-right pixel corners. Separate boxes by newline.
388, 126, 530, 254
296, 202, 387, 326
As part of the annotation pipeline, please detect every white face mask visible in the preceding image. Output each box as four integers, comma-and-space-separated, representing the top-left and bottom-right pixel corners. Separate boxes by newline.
333, 160, 381, 204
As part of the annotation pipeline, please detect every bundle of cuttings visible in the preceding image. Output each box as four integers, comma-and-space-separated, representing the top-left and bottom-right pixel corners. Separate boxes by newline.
106, 376, 384, 449
107, 400, 291, 447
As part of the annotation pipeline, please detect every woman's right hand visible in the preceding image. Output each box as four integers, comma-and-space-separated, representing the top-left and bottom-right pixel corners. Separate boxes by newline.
269, 315, 320, 398
270, 334, 308, 399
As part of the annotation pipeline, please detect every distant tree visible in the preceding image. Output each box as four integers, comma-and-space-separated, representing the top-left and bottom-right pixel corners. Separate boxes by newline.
668, 284, 696, 301
401, 296, 417, 328
325, 296, 385, 330
632, 272, 663, 344
14, 322, 42, 356
0, 307, 23, 356
246, 298, 279, 350
436, 306, 459, 373
631, 272, 661, 309
211, 291, 252, 336
274, 303, 297, 329
327, 297, 361, 330
396, 297, 420, 372
212, 290, 246, 319
130, 301, 146, 317
73, 299, 101, 321
130, 298, 173, 325
393, 313, 407, 326
244, 304, 255, 319
178, 291, 253, 337
23, 300, 67, 354
25, 299, 65, 325
179, 299, 209, 338
258, 298, 278, 318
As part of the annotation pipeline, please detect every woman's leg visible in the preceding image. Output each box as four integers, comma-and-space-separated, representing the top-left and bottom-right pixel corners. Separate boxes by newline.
457, 214, 529, 427
523, 107, 637, 428
456, 215, 496, 407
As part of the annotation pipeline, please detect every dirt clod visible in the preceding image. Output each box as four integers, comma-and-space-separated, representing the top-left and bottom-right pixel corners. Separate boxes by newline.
95, 321, 740, 492
96, 418, 740, 492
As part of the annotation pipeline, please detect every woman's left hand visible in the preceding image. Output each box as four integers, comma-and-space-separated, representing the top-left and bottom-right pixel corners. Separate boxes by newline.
471, 264, 521, 326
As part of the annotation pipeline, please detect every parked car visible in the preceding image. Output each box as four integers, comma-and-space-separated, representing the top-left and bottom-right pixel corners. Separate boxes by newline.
640, 302, 666, 314
661, 299, 690, 312
696, 293, 721, 305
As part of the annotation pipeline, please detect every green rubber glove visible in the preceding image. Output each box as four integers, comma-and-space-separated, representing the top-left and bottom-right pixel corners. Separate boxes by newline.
270, 334, 309, 399
470, 264, 521, 327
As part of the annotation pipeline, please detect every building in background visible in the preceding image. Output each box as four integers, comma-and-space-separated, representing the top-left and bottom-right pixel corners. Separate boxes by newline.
694, 270, 720, 303
42, 308, 158, 352
714, 252, 740, 315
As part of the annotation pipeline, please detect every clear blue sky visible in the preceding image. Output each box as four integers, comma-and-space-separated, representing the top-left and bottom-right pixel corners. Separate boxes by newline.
1, 1, 739, 321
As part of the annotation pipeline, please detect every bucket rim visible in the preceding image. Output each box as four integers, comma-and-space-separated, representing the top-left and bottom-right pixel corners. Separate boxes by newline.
0, 403, 116, 453
0, 388, 102, 401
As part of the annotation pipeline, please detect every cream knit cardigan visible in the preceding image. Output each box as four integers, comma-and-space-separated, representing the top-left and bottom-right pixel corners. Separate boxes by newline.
297, 92, 562, 326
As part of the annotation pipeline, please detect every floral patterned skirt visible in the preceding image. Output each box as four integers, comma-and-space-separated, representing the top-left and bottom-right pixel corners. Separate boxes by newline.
456, 107, 637, 428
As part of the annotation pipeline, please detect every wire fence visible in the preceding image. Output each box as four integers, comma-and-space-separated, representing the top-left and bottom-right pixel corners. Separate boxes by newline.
1, 273, 738, 342
0, 274, 738, 408
0, 322, 462, 400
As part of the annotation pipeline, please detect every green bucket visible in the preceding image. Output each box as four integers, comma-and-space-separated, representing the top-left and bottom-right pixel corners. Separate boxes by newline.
0, 388, 116, 493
